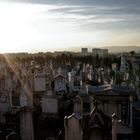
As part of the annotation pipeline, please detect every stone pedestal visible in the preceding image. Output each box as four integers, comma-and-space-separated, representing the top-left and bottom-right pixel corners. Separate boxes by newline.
112, 113, 119, 140
20, 106, 34, 140
129, 95, 133, 127
64, 114, 83, 140
112, 120, 117, 140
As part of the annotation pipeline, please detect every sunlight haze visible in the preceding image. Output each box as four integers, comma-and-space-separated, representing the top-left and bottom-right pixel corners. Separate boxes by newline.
0, 0, 140, 52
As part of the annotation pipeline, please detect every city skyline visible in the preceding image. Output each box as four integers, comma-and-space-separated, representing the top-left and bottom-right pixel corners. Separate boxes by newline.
0, 0, 140, 53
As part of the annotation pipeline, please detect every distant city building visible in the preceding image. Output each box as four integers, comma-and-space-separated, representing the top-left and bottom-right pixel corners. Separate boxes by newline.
92, 48, 108, 57
81, 48, 88, 56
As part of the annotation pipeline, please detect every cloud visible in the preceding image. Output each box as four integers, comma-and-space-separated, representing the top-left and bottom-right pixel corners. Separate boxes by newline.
0, 0, 140, 52
43, 4, 140, 26
4, 0, 140, 6
3, 0, 140, 25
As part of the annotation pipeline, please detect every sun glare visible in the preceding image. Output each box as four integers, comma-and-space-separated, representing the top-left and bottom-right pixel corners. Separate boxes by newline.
0, 2, 108, 53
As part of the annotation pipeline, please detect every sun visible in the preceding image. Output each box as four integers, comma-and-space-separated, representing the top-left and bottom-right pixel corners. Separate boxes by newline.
0, 2, 39, 53
0, 1, 109, 53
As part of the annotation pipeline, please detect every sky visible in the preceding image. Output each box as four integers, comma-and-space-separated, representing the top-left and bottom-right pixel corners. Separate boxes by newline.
0, 0, 140, 53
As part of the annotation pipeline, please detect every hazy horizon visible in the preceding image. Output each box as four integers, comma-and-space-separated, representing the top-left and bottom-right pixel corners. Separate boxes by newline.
0, 0, 140, 53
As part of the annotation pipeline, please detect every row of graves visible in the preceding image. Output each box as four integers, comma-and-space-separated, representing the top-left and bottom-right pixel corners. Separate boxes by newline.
131, 54, 140, 139
0, 62, 34, 140
32, 62, 110, 139
0, 63, 23, 140
0, 60, 137, 140
112, 53, 140, 139
0, 61, 70, 140
0, 89, 21, 140
64, 85, 135, 140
